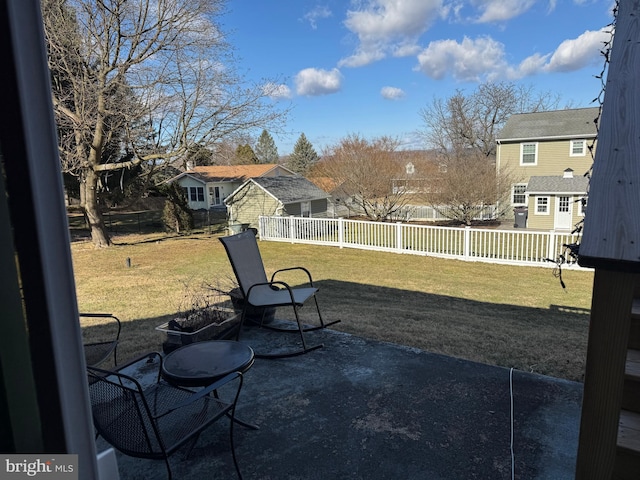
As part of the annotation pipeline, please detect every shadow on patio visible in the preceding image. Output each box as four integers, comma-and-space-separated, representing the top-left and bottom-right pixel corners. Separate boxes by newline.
99, 314, 583, 479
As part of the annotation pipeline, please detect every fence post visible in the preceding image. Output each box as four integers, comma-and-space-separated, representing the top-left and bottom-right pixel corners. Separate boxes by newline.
464, 226, 471, 259
396, 222, 403, 252
338, 217, 344, 248
289, 216, 295, 243
547, 230, 556, 262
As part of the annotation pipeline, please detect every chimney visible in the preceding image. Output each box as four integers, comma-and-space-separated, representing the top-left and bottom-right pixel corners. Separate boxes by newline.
563, 168, 574, 179
186, 160, 194, 171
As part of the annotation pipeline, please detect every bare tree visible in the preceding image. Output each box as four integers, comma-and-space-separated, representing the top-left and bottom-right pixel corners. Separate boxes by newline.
42, 0, 287, 246
420, 81, 561, 160
418, 81, 556, 224
422, 151, 518, 225
315, 135, 407, 221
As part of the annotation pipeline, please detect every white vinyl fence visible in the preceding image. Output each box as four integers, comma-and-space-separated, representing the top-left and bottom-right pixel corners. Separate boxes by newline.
258, 216, 586, 269
391, 204, 498, 221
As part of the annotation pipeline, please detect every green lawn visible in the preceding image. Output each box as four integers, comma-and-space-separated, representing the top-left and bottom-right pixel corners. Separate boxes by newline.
73, 231, 593, 381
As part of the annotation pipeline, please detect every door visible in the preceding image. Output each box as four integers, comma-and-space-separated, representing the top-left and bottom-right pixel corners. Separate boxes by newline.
555, 195, 573, 230
209, 186, 221, 206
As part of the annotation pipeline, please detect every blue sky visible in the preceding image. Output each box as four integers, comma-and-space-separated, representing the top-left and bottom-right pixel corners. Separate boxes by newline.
223, 0, 614, 155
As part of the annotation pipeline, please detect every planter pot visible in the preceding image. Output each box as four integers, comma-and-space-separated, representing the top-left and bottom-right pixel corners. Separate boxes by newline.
156, 307, 240, 354
230, 287, 276, 325
229, 223, 250, 234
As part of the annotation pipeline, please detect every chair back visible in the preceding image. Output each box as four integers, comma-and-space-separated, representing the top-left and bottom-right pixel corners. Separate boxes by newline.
87, 368, 164, 459
220, 230, 269, 298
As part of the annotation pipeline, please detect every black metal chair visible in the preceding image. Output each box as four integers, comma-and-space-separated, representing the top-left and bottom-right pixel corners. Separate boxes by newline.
219, 230, 340, 358
87, 352, 245, 479
81, 313, 121, 367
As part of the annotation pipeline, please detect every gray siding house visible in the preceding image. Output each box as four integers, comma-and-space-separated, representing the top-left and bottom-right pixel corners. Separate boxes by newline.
224, 176, 331, 230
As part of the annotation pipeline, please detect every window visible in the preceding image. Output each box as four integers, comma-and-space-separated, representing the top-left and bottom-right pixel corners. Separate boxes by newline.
301, 201, 311, 217
189, 186, 204, 202
570, 139, 586, 156
520, 143, 537, 165
512, 184, 527, 205
405, 162, 415, 175
558, 196, 570, 213
536, 196, 550, 215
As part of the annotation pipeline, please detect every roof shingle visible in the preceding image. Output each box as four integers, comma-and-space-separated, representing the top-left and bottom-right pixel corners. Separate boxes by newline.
251, 176, 330, 203
527, 174, 589, 194
188, 164, 282, 182
498, 107, 599, 141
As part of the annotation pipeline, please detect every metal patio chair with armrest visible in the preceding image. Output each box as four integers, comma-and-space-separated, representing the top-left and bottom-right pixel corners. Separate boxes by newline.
87, 352, 245, 480
81, 312, 121, 367
219, 229, 340, 358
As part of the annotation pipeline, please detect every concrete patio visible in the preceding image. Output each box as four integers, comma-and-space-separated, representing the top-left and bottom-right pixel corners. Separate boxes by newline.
98, 322, 583, 479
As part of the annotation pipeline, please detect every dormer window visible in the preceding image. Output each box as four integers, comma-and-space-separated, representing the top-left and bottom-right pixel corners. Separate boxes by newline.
405, 162, 415, 175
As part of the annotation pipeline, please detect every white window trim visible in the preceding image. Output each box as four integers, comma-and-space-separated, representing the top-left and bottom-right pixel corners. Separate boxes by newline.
189, 186, 205, 202
535, 196, 550, 215
570, 139, 586, 157
520, 142, 538, 166
512, 183, 527, 206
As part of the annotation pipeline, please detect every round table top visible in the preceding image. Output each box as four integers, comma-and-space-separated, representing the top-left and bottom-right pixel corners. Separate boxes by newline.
161, 340, 254, 387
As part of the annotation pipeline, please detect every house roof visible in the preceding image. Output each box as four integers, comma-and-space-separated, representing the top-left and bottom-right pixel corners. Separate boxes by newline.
308, 176, 339, 193
226, 176, 330, 205
165, 164, 292, 184
497, 107, 599, 142
526, 174, 589, 194
252, 176, 330, 203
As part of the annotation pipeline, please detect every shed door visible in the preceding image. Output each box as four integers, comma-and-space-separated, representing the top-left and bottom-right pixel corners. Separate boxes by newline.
555, 195, 573, 230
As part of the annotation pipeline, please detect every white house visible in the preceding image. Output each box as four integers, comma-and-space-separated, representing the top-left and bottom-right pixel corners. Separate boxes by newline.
165, 164, 296, 210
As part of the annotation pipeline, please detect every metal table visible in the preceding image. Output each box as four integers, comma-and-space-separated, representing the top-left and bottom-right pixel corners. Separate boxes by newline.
162, 340, 255, 388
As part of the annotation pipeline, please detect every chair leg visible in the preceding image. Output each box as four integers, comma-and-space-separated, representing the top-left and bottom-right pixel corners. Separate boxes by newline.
254, 303, 323, 359
298, 296, 341, 332
229, 405, 243, 480
234, 305, 249, 341
164, 457, 173, 480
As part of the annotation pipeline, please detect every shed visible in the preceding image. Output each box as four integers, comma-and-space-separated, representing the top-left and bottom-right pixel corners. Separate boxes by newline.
224, 176, 331, 230
525, 168, 588, 230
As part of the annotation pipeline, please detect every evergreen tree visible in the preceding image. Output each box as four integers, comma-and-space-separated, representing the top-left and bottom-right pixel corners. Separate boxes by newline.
255, 129, 279, 163
234, 144, 259, 164
287, 133, 318, 174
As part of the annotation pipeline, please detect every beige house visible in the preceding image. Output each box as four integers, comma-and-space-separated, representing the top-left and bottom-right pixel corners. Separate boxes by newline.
165, 164, 296, 210
224, 176, 331, 230
496, 107, 598, 230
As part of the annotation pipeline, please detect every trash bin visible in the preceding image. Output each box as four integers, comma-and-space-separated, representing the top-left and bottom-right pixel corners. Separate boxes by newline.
513, 207, 528, 228
229, 223, 244, 234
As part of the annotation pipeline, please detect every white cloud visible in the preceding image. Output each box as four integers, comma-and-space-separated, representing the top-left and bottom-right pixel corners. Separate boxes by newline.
303, 5, 332, 29
339, 0, 445, 67
295, 68, 343, 96
511, 53, 549, 77
415, 36, 507, 82
544, 28, 611, 72
381, 86, 405, 100
472, 0, 536, 23
414, 27, 610, 82
262, 82, 293, 100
